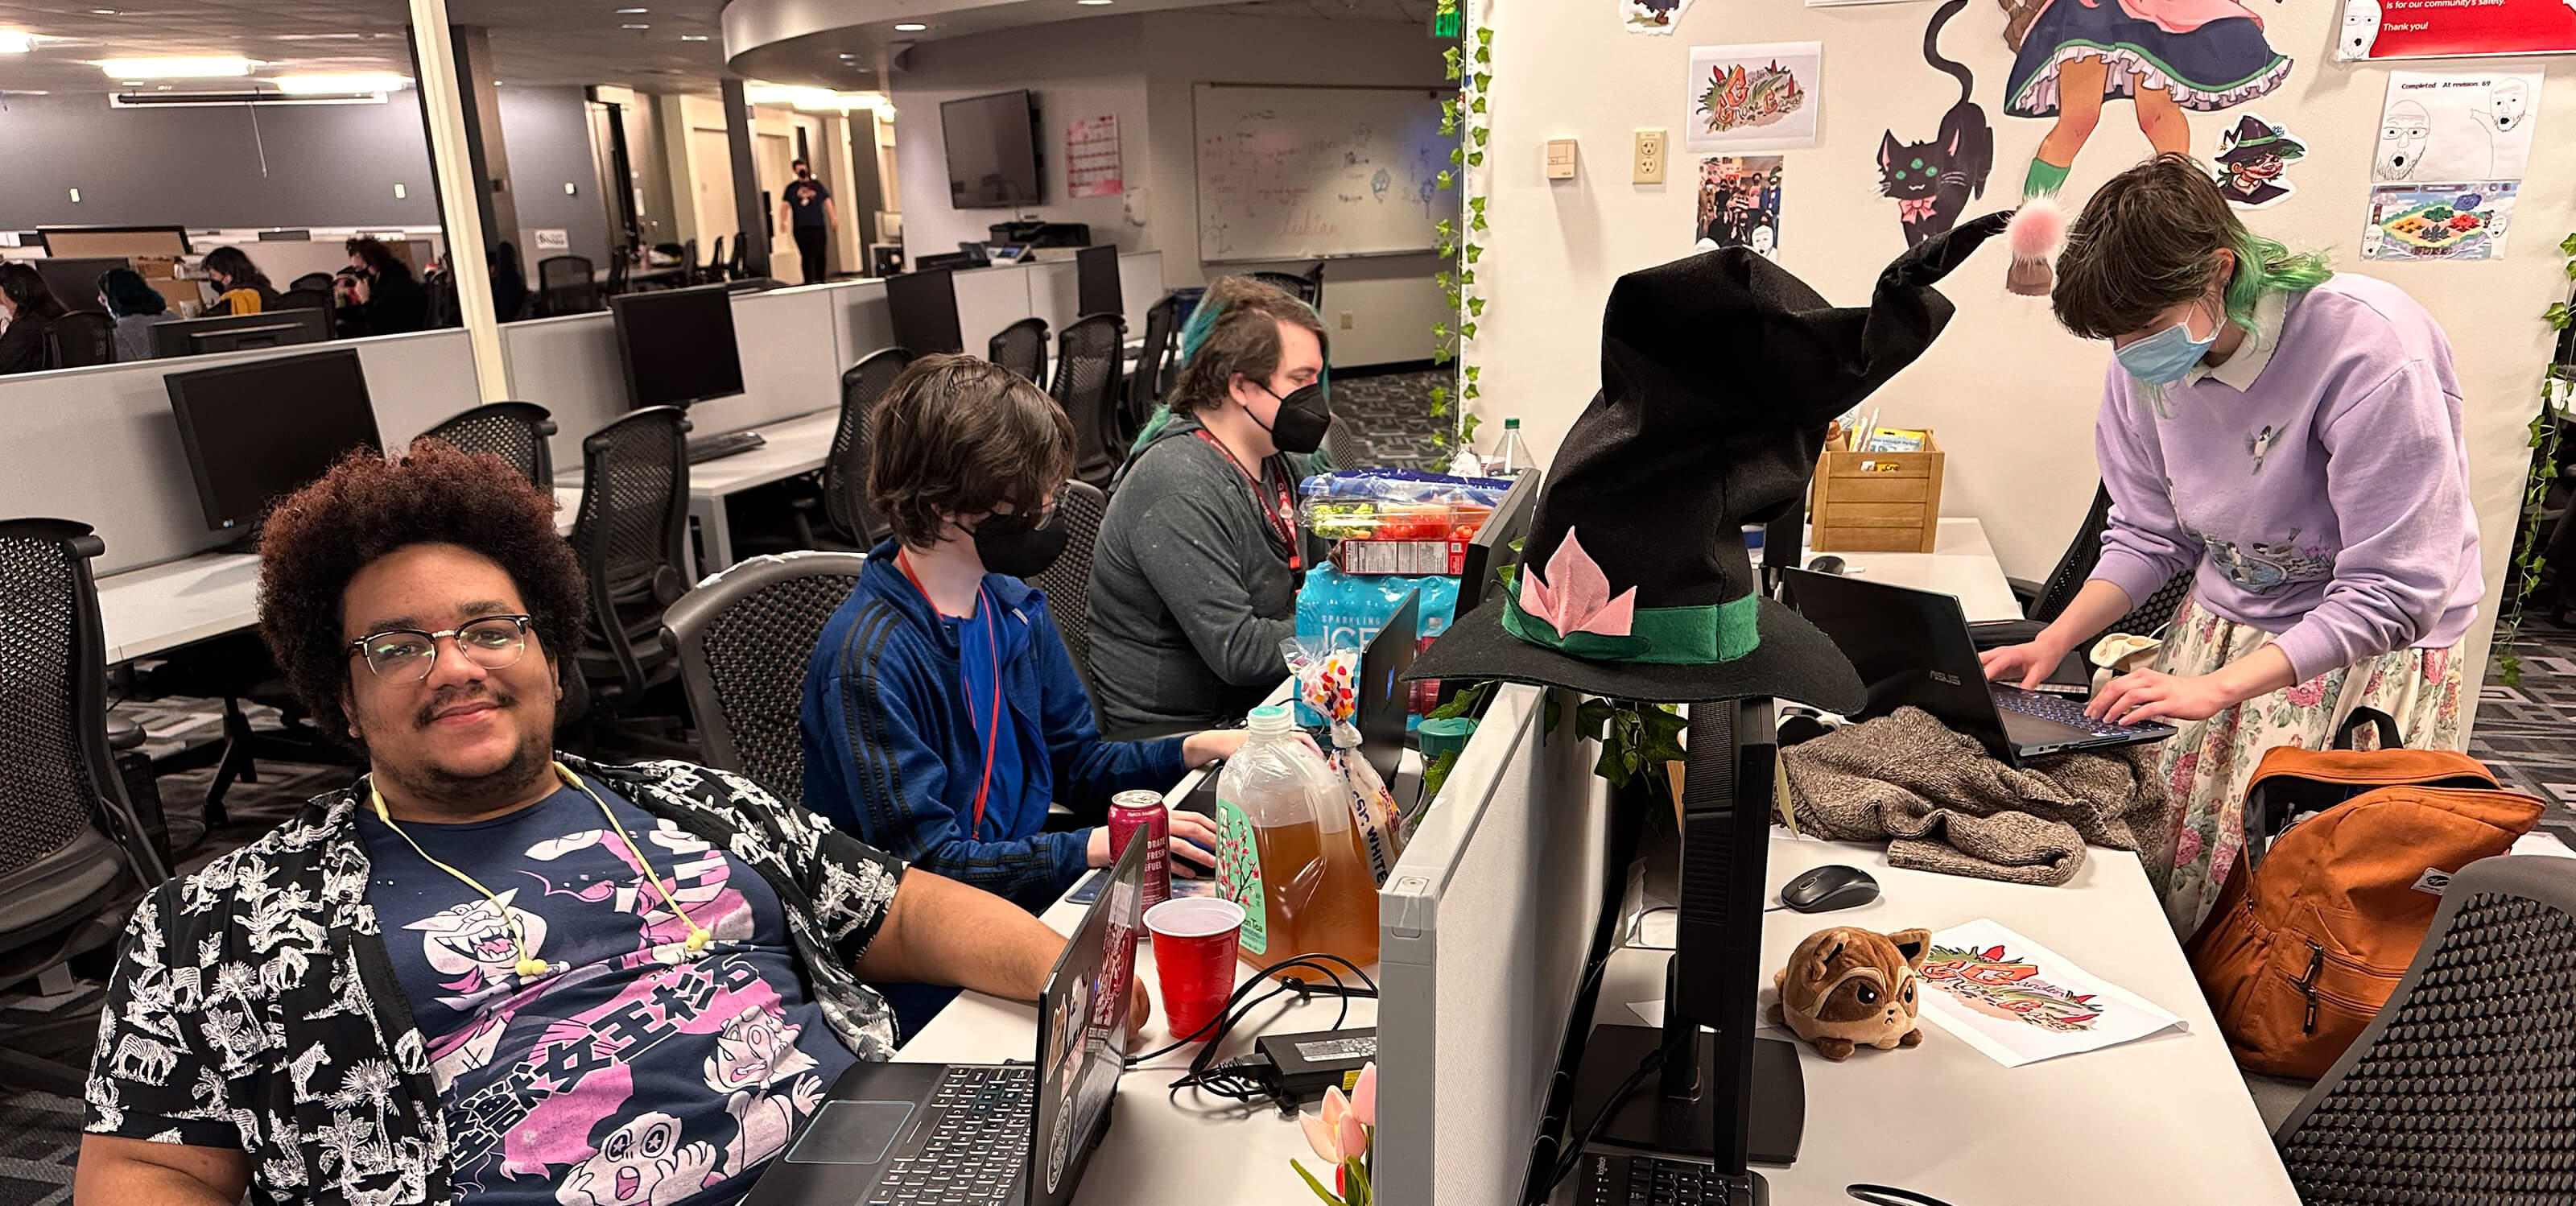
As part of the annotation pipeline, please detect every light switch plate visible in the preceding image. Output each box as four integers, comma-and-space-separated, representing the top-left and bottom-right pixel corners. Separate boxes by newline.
1633, 130, 1666, 185
1545, 138, 1578, 180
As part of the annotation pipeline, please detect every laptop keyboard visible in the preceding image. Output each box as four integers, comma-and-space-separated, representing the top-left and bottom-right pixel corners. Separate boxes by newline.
1992, 684, 2159, 737
861, 1066, 1034, 1206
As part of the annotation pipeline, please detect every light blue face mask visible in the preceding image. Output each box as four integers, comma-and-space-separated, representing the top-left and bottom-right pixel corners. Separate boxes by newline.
2115, 319, 2219, 387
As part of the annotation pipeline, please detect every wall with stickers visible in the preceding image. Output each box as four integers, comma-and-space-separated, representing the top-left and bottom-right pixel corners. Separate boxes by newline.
1472, 0, 2576, 696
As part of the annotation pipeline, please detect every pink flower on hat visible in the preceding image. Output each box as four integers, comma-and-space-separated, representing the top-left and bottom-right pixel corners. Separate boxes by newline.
1520, 529, 1637, 640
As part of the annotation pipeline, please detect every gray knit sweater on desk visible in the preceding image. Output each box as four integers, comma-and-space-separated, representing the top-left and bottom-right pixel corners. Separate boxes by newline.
1088, 414, 1325, 732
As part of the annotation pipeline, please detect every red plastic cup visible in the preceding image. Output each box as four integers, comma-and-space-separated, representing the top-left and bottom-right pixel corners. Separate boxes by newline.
1146, 898, 1244, 1043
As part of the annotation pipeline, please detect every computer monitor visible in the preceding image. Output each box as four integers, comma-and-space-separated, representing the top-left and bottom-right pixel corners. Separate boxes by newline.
1075, 246, 1121, 318
149, 308, 332, 360
886, 267, 964, 356
610, 283, 745, 409
32, 257, 130, 310
1359, 588, 1419, 789
1455, 469, 1545, 617
165, 348, 382, 533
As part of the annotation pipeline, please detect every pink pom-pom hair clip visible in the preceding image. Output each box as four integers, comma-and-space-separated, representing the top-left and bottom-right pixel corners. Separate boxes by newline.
2004, 194, 2070, 298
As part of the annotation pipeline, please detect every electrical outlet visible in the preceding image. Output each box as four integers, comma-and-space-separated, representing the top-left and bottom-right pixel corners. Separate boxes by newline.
394, 183, 407, 199
1633, 130, 1666, 185
1340, 311, 1354, 330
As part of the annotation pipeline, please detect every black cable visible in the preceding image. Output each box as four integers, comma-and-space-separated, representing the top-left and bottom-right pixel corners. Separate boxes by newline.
1545, 1033, 1674, 1192
1124, 953, 1377, 1069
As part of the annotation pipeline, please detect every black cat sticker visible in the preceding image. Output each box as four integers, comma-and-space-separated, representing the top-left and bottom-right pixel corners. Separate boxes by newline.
1879, 0, 1995, 246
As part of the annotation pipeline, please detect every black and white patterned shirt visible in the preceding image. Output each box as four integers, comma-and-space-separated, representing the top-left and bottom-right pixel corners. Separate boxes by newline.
85, 756, 906, 1206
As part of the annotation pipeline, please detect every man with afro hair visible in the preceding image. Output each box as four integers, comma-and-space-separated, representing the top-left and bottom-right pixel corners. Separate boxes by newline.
77, 441, 1143, 1206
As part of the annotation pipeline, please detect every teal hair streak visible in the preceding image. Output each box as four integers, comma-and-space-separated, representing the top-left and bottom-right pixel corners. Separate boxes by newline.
2223, 231, 2333, 337
1131, 290, 1332, 458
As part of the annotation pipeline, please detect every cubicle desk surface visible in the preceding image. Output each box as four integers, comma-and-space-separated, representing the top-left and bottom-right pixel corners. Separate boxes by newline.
1570, 835, 2299, 1204
1813, 517, 2020, 625
96, 489, 584, 664
557, 407, 839, 575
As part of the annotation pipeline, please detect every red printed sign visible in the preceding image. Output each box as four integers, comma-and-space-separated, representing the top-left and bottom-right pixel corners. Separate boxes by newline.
2343, 0, 2576, 60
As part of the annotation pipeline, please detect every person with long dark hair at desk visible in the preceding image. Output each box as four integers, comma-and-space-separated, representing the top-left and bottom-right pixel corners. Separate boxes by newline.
97, 266, 171, 362
199, 246, 278, 316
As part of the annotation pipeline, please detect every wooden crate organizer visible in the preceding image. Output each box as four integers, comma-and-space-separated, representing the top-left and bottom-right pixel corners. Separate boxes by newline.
1810, 433, 1943, 553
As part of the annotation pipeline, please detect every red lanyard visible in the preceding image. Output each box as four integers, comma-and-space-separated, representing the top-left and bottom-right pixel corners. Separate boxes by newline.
1195, 430, 1301, 572
897, 552, 1004, 839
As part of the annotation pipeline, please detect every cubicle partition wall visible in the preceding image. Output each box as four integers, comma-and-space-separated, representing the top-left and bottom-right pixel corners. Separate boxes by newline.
1377, 683, 1610, 1206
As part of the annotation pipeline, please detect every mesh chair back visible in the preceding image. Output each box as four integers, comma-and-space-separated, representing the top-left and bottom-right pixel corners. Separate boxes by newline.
1325, 407, 1371, 471
2275, 855, 2576, 1205
827, 349, 913, 544
727, 238, 749, 279
275, 287, 334, 316
2112, 571, 2194, 638
1247, 270, 1320, 308
2029, 485, 2116, 624
0, 519, 161, 885
423, 401, 559, 489
1049, 314, 1128, 489
1129, 294, 1180, 419
705, 237, 727, 285
663, 551, 866, 803
1303, 263, 1326, 313
571, 407, 694, 699
1024, 481, 1109, 684
45, 311, 117, 370
290, 272, 336, 293
989, 317, 1050, 386
539, 255, 601, 316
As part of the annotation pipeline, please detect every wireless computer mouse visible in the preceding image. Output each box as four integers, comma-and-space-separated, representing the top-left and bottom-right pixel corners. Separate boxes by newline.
1805, 555, 1847, 575
1780, 864, 1880, 913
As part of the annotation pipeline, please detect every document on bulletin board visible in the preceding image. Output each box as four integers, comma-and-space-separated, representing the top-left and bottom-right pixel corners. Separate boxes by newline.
1067, 114, 1124, 198
2339, 0, 2576, 60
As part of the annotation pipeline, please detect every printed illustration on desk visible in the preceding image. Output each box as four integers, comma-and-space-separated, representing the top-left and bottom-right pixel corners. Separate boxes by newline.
1916, 919, 2188, 1066
1697, 155, 1784, 258
1996, 0, 2292, 201
1685, 42, 1823, 153
1877, 0, 1994, 246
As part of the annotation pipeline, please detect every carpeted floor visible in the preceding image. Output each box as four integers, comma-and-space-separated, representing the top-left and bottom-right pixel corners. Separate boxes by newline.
1334, 366, 1448, 469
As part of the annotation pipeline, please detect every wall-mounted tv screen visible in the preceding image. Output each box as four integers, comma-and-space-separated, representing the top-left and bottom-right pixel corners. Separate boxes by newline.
941, 89, 1042, 209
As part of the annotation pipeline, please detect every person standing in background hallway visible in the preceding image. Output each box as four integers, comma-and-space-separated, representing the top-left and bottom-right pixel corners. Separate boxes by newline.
781, 158, 836, 285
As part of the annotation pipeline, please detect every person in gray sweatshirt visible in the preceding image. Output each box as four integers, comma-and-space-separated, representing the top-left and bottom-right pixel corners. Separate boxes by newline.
1088, 276, 1333, 733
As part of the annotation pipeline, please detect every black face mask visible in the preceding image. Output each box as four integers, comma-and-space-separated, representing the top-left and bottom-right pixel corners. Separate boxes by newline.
1251, 381, 1332, 456
972, 508, 1070, 579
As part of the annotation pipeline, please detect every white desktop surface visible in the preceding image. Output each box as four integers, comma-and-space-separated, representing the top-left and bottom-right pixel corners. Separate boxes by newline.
1578, 835, 2298, 1204
97, 488, 584, 664
1811, 517, 2021, 624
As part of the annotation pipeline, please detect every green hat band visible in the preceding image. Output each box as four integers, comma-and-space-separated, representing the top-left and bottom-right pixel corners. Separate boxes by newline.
1501, 590, 1762, 665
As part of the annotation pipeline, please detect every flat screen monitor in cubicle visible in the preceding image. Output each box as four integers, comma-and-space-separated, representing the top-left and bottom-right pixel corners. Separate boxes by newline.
940, 89, 1041, 209
166, 348, 382, 532
37, 225, 192, 258
610, 283, 745, 409
886, 267, 964, 356
32, 257, 132, 310
149, 308, 332, 359
1075, 245, 1121, 319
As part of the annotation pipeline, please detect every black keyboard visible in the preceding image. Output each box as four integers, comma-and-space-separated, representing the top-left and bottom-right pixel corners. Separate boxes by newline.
686, 430, 766, 464
861, 1066, 1033, 1206
1992, 684, 2160, 737
1580, 1154, 1748, 1206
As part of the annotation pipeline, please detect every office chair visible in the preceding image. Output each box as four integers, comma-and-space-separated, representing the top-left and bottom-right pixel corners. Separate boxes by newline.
422, 401, 559, 489
1303, 262, 1327, 315
568, 407, 698, 754
728, 237, 749, 281
662, 551, 867, 803
605, 253, 631, 298
44, 311, 117, 369
275, 286, 335, 317
794, 348, 913, 551
537, 254, 601, 316
989, 316, 1050, 386
1324, 405, 1372, 472
1990, 482, 2194, 646
1023, 481, 1109, 692
1248, 268, 1321, 309
683, 237, 704, 286
2273, 855, 2576, 1205
290, 271, 336, 293
1125, 293, 1181, 439
0, 519, 169, 1096
1049, 313, 1129, 490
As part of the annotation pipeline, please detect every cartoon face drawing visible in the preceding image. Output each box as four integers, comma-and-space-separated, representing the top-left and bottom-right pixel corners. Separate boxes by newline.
2487, 79, 2531, 134
2339, 0, 2382, 60
406, 890, 543, 981
701, 1005, 815, 1093
1751, 225, 1777, 258
2376, 101, 2429, 181
556, 1113, 716, 1206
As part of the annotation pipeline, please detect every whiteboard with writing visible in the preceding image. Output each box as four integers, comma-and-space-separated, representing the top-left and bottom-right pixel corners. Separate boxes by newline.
1193, 83, 1459, 263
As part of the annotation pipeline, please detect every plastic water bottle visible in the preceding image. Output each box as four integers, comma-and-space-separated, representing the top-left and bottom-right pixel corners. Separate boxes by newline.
1212, 706, 1381, 970
1496, 417, 1534, 474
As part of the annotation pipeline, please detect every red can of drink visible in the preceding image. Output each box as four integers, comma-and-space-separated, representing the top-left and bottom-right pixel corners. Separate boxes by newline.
1108, 790, 1172, 911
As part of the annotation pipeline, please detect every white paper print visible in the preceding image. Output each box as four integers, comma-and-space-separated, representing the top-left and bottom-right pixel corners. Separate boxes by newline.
2338, 0, 2383, 61
1915, 919, 2188, 1068
1684, 43, 1823, 153
2363, 183, 2516, 262
1066, 114, 1123, 198
1622, 0, 1695, 35
2373, 70, 2544, 184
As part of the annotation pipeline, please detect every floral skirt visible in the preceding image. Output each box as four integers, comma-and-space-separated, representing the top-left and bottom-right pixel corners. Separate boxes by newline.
2149, 595, 2467, 938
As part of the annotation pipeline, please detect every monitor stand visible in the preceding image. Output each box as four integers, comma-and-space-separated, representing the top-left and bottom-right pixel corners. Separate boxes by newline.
1567, 699, 1802, 1204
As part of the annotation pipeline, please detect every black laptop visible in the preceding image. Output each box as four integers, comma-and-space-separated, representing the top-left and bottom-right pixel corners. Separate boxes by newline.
746, 838, 1146, 1206
1781, 568, 2174, 764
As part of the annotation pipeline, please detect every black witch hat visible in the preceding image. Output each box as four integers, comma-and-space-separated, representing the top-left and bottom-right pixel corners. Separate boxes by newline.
1406, 212, 2008, 709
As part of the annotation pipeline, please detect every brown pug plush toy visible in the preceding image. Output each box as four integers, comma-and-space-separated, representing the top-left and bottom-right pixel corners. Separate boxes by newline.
1768, 926, 1931, 1061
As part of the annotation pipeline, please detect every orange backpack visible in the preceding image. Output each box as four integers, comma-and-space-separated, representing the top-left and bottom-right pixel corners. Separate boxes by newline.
2183, 708, 2545, 1080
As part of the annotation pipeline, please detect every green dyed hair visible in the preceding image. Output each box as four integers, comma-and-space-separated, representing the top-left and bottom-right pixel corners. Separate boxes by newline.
2054, 153, 2331, 344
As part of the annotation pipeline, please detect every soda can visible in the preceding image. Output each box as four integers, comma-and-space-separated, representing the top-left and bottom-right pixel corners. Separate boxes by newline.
1108, 790, 1172, 911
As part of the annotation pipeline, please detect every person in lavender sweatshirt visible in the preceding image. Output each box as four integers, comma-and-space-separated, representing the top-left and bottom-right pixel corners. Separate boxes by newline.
1983, 155, 2481, 935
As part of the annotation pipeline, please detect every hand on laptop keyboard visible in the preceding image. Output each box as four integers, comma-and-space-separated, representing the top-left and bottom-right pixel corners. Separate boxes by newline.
1990, 685, 2163, 737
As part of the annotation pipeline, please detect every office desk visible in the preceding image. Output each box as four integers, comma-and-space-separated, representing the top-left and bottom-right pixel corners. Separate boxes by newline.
559, 408, 840, 574
1571, 835, 2298, 1204
1810, 517, 2021, 624
96, 488, 585, 664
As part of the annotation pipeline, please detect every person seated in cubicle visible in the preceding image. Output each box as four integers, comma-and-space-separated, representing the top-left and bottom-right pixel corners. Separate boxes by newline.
800, 354, 1239, 923
96, 266, 171, 362
1086, 275, 1334, 732
344, 234, 431, 335
198, 245, 278, 315
74, 442, 1141, 1206
0, 263, 68, 375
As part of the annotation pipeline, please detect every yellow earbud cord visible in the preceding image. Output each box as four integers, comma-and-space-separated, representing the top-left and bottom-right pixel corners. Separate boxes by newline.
368, 762, 712, 981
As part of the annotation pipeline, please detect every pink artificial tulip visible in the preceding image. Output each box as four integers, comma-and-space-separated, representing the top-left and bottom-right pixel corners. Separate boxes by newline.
1336, 1109, 1367, 1164
1350, 1062, 1377, 1127
1300, 1110, 1344, 1163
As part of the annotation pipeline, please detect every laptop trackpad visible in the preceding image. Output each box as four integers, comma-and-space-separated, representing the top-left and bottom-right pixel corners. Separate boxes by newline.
786, 1101, 914, 1165
1998, 706, 2084, 749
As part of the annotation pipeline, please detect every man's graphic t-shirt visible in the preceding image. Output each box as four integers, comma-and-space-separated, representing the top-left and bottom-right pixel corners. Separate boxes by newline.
358, 783, 859, 1206
784, 179, 831, 228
